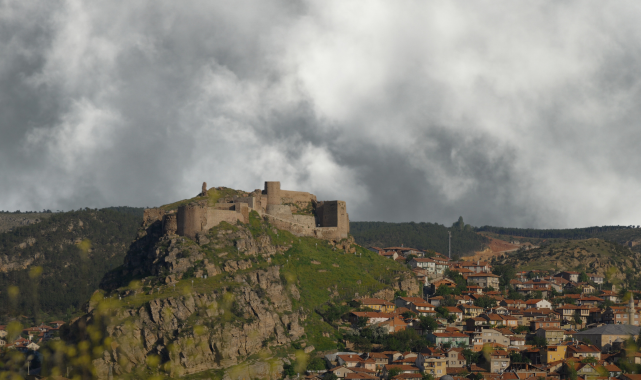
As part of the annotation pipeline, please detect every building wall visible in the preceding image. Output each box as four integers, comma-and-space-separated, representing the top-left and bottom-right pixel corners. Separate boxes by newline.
205, 208, 245, 229
177, 202, 207, 238
163, 214, 177, 235
266, 204, 293, 219
264, 181, 281, 205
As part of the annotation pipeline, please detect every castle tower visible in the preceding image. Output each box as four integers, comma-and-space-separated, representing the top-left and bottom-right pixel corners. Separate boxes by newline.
264, 181, 281, 205
629, 293, 635, 325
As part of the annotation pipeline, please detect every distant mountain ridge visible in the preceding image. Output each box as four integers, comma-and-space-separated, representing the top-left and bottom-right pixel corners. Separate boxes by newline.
350, 221, 489, 256
0, 207, 143, 321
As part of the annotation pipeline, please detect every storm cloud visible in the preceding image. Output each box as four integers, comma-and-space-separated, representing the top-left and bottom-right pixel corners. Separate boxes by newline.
2, 0, 641, 228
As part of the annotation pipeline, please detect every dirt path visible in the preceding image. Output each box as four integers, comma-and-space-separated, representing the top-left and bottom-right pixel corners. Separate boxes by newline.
462, 236, 521, 261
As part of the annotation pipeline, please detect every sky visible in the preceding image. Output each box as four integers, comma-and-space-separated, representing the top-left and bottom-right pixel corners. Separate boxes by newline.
2, 0, 641, 228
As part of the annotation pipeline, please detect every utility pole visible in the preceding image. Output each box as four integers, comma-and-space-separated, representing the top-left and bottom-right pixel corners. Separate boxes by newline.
448, 231, 451, 260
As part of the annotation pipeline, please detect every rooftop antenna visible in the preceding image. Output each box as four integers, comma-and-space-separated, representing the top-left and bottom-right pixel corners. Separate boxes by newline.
448, 231, 451, 260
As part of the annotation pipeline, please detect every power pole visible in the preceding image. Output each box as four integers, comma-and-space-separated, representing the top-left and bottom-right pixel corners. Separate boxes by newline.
448, 231, 451, 260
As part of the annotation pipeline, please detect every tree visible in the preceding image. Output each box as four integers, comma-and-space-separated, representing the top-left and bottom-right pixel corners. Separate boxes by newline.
356, 316, 368, 328
283, 363, 296, 377
387, 368, 401, 380
474, 296, 496, 309
419, 316, 438, 332
402, 311, 417, 319
323, 372, 339, 380
435, 284, 453, 297
307, 357, 327, 371
579, 272, 589, 283
462, 348, 480, 365
573, 314, 583, 326
422, 373, 434, 380
508, 290, 524, 300
492, 264, 516, 288
530, 336, 548, 347
394, 290, 408, 299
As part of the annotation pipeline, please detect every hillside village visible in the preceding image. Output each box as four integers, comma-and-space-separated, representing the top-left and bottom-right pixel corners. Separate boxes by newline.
0, 320, 66, 352
303, 246, 641, 380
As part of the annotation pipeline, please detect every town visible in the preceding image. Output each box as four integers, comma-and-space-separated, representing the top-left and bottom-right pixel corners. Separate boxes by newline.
304, 246, 639, 380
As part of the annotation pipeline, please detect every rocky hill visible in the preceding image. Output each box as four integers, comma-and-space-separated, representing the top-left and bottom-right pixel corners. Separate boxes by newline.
59, 210, 418, 379
497, 238, 641, 286
0, 212, 52, 233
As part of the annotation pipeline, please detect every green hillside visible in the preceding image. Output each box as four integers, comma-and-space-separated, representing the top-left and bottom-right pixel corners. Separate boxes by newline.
350, 220, 488, 256
0, 207, 143, 323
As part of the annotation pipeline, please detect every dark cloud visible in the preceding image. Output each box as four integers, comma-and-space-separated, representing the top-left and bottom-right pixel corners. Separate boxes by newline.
1, 1, 641, 228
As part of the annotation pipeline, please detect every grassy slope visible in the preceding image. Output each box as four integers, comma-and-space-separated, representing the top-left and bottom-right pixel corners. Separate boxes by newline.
160, 187, 249, 211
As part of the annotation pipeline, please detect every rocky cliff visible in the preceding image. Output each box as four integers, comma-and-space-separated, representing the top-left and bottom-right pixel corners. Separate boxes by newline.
63, 210, 419, 379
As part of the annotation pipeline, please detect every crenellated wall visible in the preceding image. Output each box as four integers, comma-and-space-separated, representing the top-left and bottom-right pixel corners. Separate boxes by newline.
164, 181, 349, 241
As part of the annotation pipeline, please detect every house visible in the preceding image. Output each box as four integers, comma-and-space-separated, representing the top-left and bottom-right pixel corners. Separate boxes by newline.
390, 374, 422, 380
588, 274, 604, 285
384, 247, 424, 258
484, 350, 510, 373
410, 302, 436, 317
338, 354, 364, 367
427, 331, 469, 348
556, 271, 579, 283
530, 318, 561, 331
573, 324, 641, 351
466, 286, 483, 294
430, 278, 457, 293
445, 348, 466, 368
381, 365, 421, 378
409, 258, 436, 272
415, 352, 447, 376
456, 260, 492, 274
359, 298, 396, 313
444, 307, 464, 322
479, 313, 504, 326
466, 273, 500, 289
366, 352, 390, 369
566, 343, 601, 360
602, 306, 639, 325
542, 345, 567, 364
377, 317, 408, 333
535, 327, 564, 345
578, 296, 604, 307
459, 304, 484, 318
381, 251, 399, 260
470, 328, 510, 347
499, 315, 519, 327
525, 299, 552, 310
349, 312, 395, 325
328, 366, 355, 378
560, 362, 600, 380
395, 297, 427, 309
600, 290, 620, 303
500, 299, 526, 309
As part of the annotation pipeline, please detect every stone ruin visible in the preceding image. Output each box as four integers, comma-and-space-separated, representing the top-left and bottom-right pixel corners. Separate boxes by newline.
146, 181, 349, 241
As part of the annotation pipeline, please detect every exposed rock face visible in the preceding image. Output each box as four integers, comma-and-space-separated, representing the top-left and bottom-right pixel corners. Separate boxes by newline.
87, 266, 304, 379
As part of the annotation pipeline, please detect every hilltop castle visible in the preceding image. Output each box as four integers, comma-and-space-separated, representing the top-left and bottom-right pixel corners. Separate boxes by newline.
157, 181, 349, 241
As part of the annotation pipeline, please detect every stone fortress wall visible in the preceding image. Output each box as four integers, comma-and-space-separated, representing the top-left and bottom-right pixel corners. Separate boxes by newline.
153, 181, 349, 241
